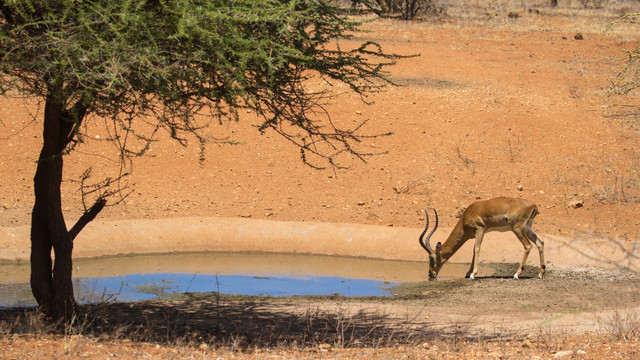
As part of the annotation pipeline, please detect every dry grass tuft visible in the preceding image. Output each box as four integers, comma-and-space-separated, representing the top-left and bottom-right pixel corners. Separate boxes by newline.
601, 309, 640, 341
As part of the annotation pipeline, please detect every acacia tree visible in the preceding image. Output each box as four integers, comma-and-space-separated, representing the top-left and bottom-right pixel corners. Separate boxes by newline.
0, 0, 407, 320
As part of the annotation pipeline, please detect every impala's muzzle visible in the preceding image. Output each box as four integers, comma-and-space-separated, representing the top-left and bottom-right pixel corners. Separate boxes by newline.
428, 254, 437, 276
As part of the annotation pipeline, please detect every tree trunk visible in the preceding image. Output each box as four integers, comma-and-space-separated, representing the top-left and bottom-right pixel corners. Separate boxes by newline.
30, 90, 77, 320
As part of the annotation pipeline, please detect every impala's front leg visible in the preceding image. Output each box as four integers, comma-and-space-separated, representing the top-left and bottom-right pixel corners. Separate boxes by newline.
466, 228, 485, 280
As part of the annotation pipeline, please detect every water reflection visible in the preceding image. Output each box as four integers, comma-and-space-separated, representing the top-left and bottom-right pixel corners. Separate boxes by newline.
0, 252, 492, 308
1, 252, 427, 307
74, 273, 397, 304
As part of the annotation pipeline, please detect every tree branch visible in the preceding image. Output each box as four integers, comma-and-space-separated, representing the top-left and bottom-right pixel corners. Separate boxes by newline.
62, 95, 91, 149
68, 197, 106, 241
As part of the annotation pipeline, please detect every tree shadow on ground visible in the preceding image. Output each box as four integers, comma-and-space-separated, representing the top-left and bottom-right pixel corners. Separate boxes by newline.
0, 295, 509, 349
83, 297, 427, 348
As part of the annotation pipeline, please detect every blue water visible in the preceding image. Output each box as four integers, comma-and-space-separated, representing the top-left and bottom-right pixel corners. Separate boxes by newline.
73, 273, 397, 303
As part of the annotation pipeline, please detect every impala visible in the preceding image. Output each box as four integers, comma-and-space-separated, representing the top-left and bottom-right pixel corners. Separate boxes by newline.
418, 197, 545, 280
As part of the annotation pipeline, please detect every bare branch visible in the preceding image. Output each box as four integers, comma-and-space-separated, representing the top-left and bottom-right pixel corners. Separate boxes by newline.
69, 197, 106, 242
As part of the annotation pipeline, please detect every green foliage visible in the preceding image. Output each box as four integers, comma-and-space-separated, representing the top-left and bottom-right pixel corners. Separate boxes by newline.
0, 0, 408, 167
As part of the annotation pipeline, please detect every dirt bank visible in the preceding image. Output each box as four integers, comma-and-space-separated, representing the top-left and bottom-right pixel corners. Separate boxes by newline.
2, 217, 638, 273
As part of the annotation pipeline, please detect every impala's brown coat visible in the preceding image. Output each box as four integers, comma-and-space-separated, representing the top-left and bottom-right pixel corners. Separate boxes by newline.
422, 197, 545, 279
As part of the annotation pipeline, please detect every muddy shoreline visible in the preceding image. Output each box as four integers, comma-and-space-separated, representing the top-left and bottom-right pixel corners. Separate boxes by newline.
2, 217, 638, 275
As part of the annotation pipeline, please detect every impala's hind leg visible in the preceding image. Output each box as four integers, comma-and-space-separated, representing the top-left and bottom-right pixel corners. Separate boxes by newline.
512, 227, 533, 280
525, 226, 545, 278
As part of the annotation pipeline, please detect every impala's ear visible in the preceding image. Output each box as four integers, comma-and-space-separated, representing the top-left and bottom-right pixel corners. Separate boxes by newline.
436, 242, 442, 252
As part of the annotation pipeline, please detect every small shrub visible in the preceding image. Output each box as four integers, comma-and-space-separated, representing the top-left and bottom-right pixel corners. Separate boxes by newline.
357, 0, 445, 19
601, 310, 640, 341
580, 0, 604, 9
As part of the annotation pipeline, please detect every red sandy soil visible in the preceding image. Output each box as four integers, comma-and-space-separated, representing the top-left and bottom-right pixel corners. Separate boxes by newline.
2, 9, 640, 240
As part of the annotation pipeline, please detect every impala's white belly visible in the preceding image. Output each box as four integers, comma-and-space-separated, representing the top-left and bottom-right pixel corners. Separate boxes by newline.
486, 225, 511, 233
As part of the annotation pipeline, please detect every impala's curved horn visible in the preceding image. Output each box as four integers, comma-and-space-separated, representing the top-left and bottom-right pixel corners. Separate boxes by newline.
418, 209, 438, 255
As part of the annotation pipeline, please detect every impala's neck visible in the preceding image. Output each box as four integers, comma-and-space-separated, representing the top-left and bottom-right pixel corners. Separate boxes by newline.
437, 220, 473, 266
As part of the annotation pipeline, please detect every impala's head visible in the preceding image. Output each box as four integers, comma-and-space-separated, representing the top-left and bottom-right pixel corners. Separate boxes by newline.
418, 209, 442, 279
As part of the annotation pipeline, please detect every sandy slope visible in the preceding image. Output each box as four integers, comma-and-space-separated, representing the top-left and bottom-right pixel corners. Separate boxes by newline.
2, 217, 638, 274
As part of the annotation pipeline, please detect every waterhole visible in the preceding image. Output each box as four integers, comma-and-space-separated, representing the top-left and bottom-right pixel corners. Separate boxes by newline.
0, 252, 493, 307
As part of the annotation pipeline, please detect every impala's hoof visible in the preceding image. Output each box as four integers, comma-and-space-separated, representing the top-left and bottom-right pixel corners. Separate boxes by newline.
539, 265, 547, 279
513, 274, 519, 280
